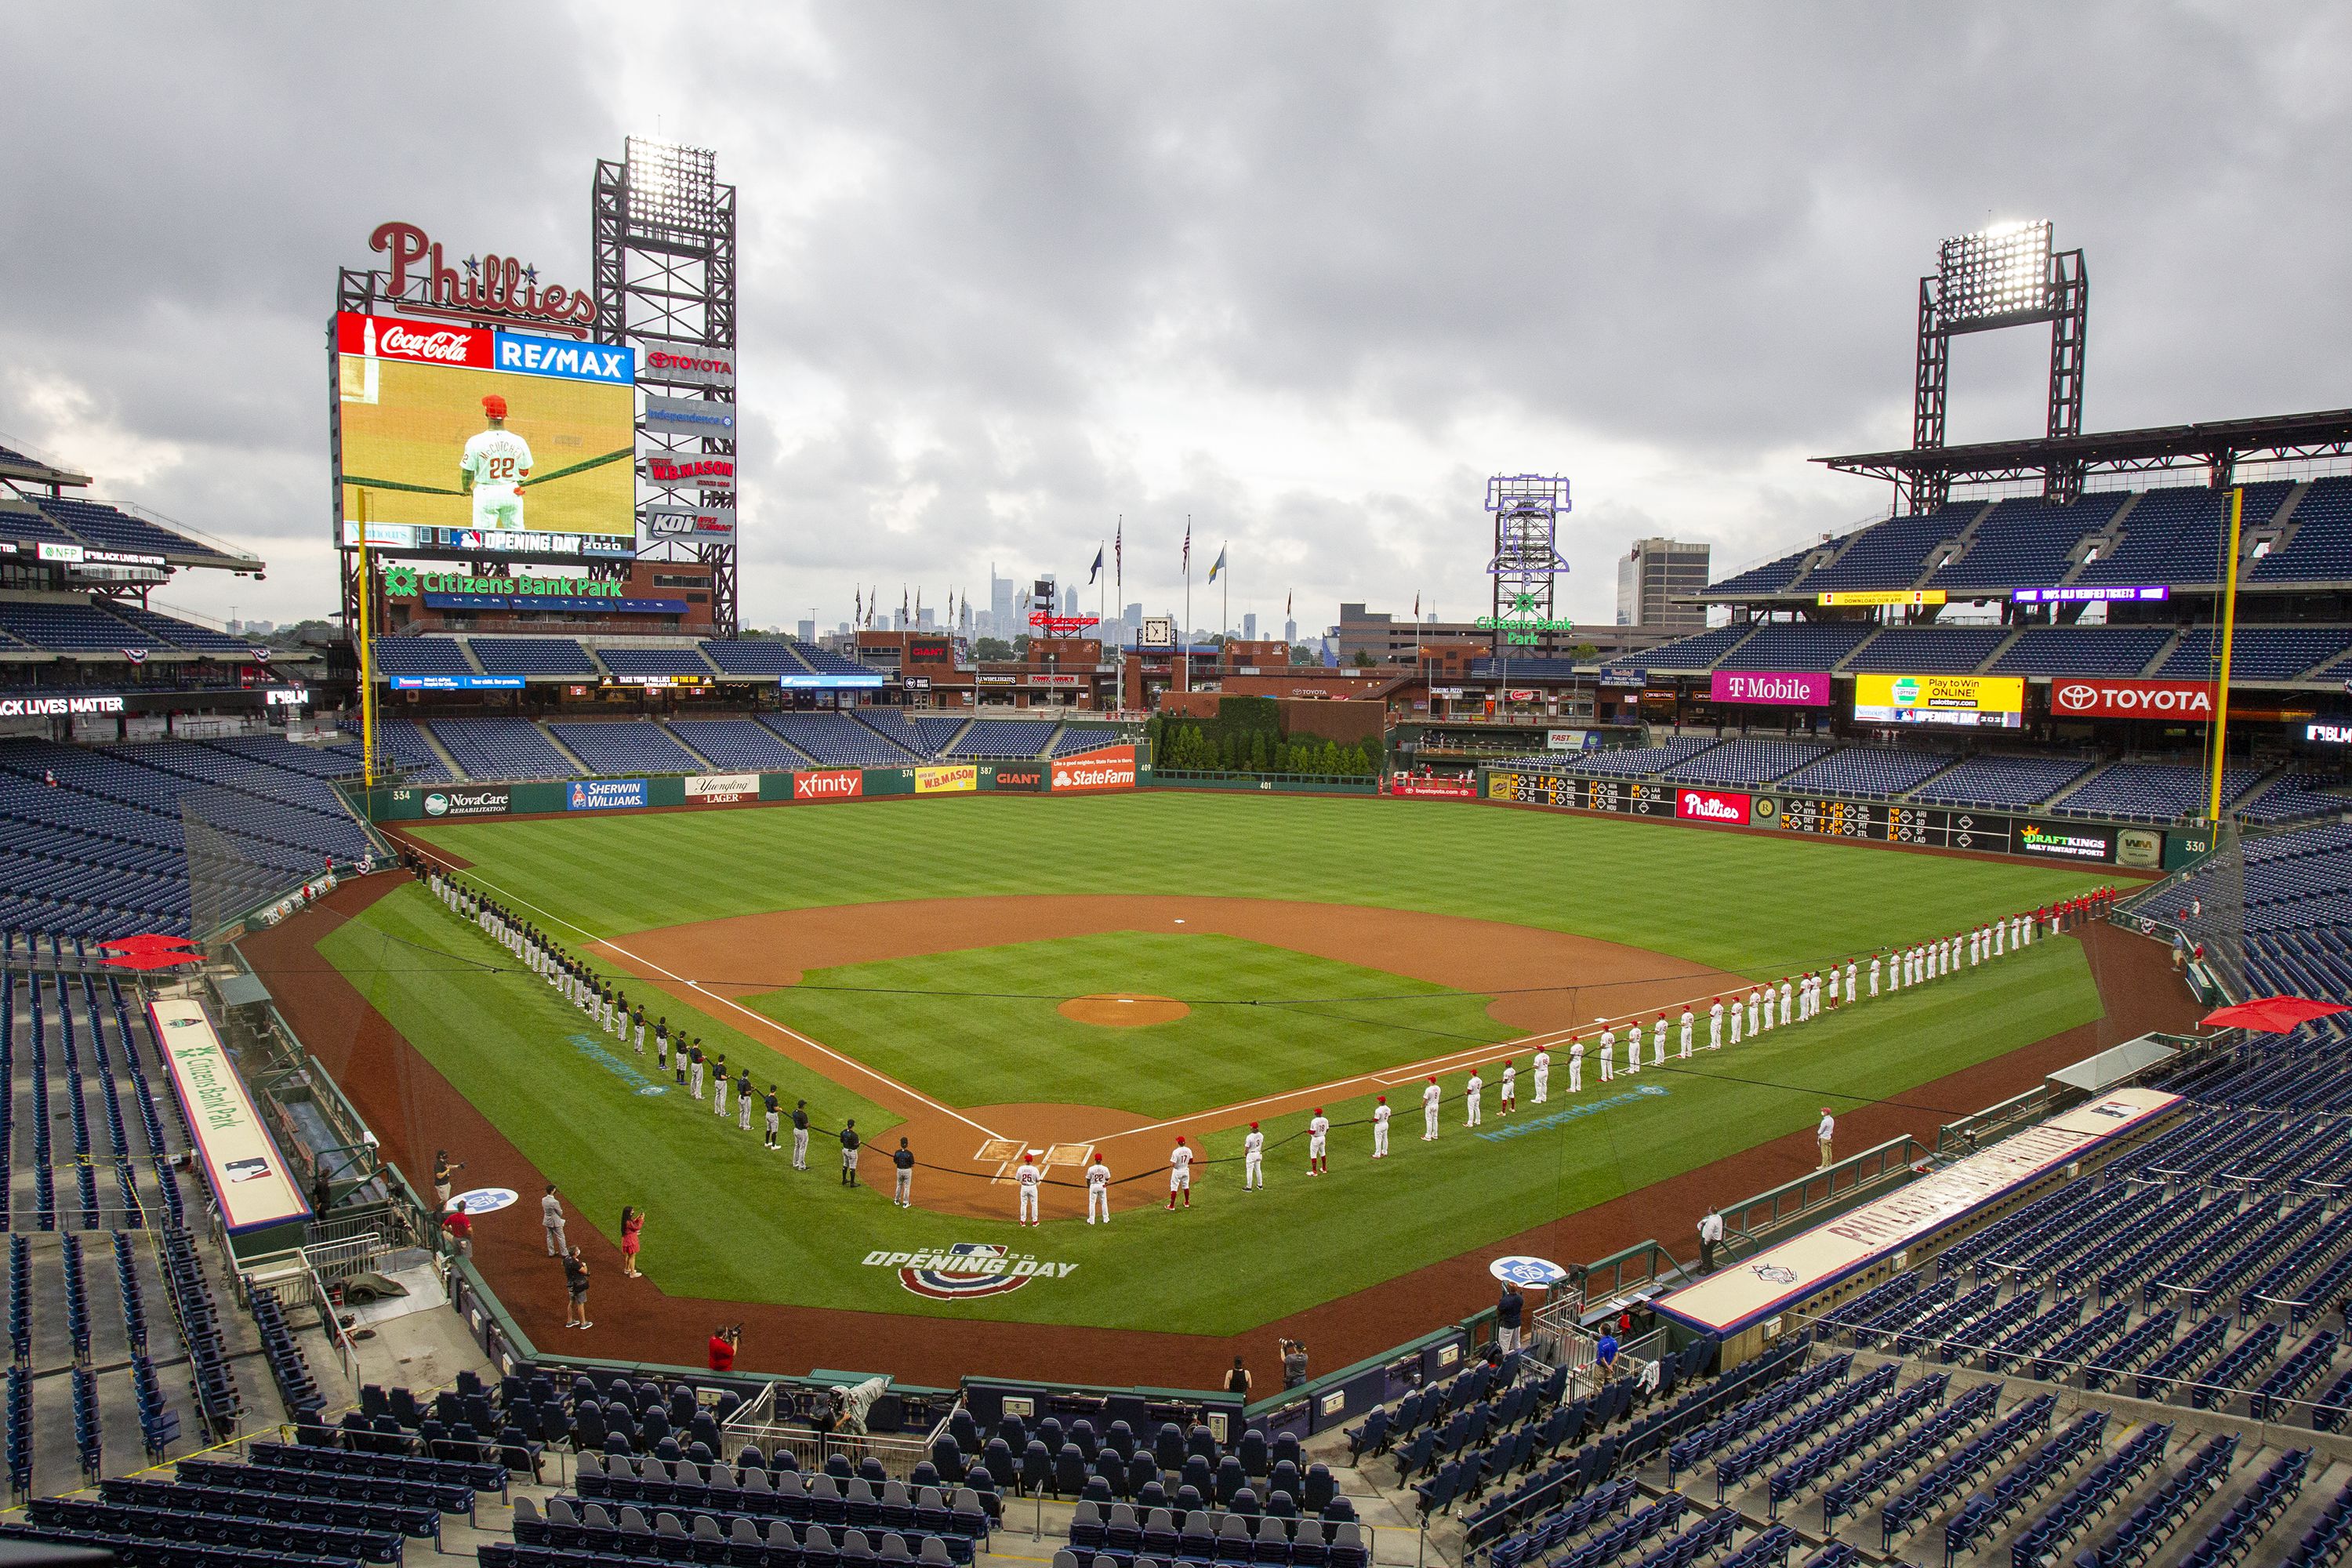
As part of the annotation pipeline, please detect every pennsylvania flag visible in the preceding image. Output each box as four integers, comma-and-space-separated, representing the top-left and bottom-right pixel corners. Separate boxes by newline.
1209, 545, 1227, 583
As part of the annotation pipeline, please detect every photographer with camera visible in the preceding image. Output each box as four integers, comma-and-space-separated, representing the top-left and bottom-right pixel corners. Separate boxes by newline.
1280, 1337, 1308, 1390
708, 1323, 741, 1373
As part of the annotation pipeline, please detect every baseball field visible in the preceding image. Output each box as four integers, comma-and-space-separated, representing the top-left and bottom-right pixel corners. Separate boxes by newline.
280, 788, 2129, 1361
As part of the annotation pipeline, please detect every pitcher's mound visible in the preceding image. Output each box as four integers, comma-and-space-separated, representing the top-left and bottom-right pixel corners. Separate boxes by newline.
1059, 993, 1189, 1026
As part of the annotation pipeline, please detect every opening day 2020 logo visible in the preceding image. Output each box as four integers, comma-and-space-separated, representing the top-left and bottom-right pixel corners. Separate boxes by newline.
863, 1242, 1079, 1300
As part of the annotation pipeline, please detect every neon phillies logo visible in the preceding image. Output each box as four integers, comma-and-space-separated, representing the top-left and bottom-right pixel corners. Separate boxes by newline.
2049, 678, 2216, 719
793, 770, 863, 800
1675, 787, 1750, 823
369, 220, 598, 332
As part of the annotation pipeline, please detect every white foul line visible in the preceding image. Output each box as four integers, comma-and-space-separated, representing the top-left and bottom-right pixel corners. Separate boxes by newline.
421, 856, 1006, 1142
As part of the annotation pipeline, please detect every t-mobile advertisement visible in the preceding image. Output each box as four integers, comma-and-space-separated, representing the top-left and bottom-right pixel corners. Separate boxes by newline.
1710, 670, 1832, 707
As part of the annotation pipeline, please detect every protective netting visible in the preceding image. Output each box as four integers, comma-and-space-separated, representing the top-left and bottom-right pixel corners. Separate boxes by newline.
180, 785, 335, 944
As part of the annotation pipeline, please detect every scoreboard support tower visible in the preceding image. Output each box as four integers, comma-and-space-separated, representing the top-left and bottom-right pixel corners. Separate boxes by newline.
593, 138, 742, 637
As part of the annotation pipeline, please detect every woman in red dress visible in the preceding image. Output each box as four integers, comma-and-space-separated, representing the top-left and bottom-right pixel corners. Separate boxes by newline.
620, 1206, 644, 1278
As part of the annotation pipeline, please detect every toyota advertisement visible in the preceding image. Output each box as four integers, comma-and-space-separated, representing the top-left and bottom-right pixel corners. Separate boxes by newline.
2049, 677, 2216, 721
1853, 673, 2024, 729
334, 310, 637, 542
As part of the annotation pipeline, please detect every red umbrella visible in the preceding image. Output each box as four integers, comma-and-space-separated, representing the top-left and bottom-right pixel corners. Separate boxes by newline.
100, 933, 196, 955
100, 949, 201, 971
2202, 996, 2352, 1033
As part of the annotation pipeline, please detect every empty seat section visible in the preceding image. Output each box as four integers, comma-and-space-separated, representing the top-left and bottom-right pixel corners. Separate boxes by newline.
2156, 626, 2352, 682
760, 713, 916, 767
1780, 748, 1955, 797
1989, 626, 2172, 677
370, 637, 477, 678
946, 721, 1054, 759
548, 722, 699, 775
1631, 626, 1755, 670
1842, 626, 2007, 673
1911, 754, 2093, 808
2252, 477, 2352, 584
426, 719, 575, 780
1717, 623, 1874, 671
2063, 763, 2263, 819
469, 638, 598, 677
593, 645, 713, 678
664, 720, 808, 771
1662, 739, 1830, 785
700, 640, 815, 675
1802, 506, 1976, 592
1929, 492, 2126, 591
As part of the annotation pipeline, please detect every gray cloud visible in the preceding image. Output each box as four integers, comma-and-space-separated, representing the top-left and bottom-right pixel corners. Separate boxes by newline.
2, 3, 2346, 632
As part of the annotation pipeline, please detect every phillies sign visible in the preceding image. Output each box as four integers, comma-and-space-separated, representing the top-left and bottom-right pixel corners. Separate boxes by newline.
368, 220, 599, 332
1675, 787, 1751, 824
2049, 677, 2216, 720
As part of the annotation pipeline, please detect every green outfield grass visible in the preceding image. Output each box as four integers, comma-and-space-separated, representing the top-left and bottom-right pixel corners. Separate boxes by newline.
301, 793, 2125, 1333
746, 932, 1515, 1117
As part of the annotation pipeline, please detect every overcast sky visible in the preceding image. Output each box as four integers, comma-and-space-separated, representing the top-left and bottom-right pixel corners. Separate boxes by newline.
2, 3, 2347, 636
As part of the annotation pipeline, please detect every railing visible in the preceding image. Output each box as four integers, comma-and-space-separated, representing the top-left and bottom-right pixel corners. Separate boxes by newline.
1939, 1087, 2052, 1156
1720, 1135, 1933, 1259
1576, 1240, 1684, 1312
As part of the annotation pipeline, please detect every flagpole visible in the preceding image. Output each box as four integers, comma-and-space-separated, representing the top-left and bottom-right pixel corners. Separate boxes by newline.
1183, 516, 1192, 695
1222, 545, 1229, 645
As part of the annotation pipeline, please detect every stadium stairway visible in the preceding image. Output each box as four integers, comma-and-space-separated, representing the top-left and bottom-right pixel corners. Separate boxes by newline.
416, 724, 470, 782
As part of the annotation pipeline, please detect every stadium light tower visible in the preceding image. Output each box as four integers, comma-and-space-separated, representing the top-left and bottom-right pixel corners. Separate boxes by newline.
1911, 219, 2088, 510
1484, 474, 1571, 655
593, 136, 742, 633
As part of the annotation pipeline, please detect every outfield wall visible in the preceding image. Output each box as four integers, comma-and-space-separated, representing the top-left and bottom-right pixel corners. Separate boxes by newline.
1478, 766, 2209, 872
361, 746, 1149, 822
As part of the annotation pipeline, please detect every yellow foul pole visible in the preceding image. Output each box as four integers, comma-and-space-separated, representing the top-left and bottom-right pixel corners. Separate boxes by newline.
354, 490, 378, 790
2207, 485, 2243, 823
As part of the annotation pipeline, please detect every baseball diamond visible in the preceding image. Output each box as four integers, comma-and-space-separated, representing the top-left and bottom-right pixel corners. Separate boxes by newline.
235, 788, 2147, 1384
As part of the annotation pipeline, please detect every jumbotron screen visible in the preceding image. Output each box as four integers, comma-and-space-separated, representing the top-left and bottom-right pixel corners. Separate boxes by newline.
334, 311, 637, 540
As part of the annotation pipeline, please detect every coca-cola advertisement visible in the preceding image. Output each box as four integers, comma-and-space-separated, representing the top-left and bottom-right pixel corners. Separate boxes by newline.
332, 310, 637, 545
1675, 786, 1751, 824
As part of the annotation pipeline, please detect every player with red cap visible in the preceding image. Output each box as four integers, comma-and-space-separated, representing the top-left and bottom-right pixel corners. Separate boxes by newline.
1422, 1074, 1442, 1141
461, 393, 532, 530
1373, 1094, 1392, 1157
1167, 1135, 1193, 1210
1307, 1106, 1330, 1174
1084, 1149, 1111, 1224
1243, 1121, 1265, 1191
1014, 1151, 1042, 1226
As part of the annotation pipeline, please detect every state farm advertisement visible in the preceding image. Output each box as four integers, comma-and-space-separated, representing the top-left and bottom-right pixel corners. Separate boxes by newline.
792, 769, 863, 802
685, 773, 758, 804
1675, 787, 1751, 825
1051, 746, 1138, 793
2049, 677, 2216, 720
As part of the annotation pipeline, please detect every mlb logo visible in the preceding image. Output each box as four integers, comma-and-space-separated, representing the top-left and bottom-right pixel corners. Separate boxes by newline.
899, 1243, 1032, 1301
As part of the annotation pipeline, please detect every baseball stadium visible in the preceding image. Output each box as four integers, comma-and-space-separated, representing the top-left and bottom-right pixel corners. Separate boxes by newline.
5, 106, 2352, 1568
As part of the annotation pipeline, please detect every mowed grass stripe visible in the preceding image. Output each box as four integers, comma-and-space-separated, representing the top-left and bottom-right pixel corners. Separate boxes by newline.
410, 793, 2117, 981
750, 932, 1515, 1116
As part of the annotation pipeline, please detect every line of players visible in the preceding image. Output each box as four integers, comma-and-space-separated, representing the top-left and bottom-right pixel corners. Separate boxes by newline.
1068, 889, 2122, 1219
418, 854, 2125, 1224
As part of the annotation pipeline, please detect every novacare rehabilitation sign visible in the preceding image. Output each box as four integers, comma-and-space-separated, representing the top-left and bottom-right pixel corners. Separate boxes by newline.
151, 997, 310, 1234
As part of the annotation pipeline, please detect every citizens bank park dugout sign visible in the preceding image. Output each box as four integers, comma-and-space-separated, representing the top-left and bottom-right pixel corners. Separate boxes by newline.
1480, 768, 2188, 870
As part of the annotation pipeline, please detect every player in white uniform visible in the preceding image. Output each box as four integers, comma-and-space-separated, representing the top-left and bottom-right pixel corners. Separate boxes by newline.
1421, 1076, 1442, 1140
1308, 1109, 1330, 1173
1845, 959, 1857, 1003
1679, 1007, 1694, 1058
1651, 1015, 1667, 1066
1748, 988, 1763, 1035
1779, 979, 1793, 1027
1372, 1096, 1391, 1157
1533, 1047, 1550, 1103
1165, 1138, 1192, 1210
1085, 1151, 1111, 1223
1243, 1123, 1265, 1190
1015, 1153, 1041, 1226
459, 394, 533, 529
1623, 1024, 1641, 1075
1993, 919, 2005, 957
1729, 998, 1743, 1046
1498, 1065, 1515, 1115
1568, 1038, 1584, 1093
1598, 1027, 1615, 1082
1870, 953, 1882, 996
1465, 1070, 1484, 1127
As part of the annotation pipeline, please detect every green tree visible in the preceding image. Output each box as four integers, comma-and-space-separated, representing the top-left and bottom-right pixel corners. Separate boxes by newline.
1248, 732, 1269, 772
1351, 650, 1374, 668
973, 637, 1015, 662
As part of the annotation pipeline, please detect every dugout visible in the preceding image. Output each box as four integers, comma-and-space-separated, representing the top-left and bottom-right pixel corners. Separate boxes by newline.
1648, 1086, 2183, 1370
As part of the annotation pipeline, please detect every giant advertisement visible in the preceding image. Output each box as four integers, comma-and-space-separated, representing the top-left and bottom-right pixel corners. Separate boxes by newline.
2049, 677, 2216, 720
1853, 673, 2024, 729
1711, 671, 1831, 708
335, 311, 637, 541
